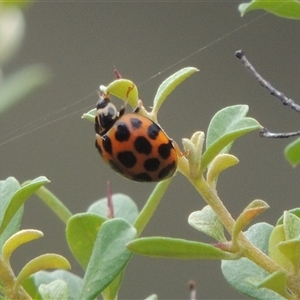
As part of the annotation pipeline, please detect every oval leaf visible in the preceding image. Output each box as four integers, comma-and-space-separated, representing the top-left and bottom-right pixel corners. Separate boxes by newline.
188, 206, 227, 242
80, 218, 136, 300
202, 105, 260, 171
39, 280, 68, 300
284, 138, 300, 167
106, 79, 138, 108
23, 270, 83, 300
239, 0, 300, 20
127, 237, 235, 260
88, 193, 139, 225
66, 213, 106, 269
221, 223, 285, 299
152, 67, 199, 115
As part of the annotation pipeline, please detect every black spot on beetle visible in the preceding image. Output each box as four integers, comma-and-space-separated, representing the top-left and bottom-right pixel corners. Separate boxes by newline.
144, 158, 160, 172
133, 172, 152, 182
115, 122, 130, 142
147, 123, 160, 140
102, 135, 112, 154
130, 118, 142, 129
158, 161, 176, 179
117, 151, 137, 168
134, 136, 152, 155
158, 141, 173, 159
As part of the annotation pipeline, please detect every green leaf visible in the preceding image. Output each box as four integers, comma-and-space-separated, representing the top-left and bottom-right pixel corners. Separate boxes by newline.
277, 208, 300, 225
278, 239, 300, 274
188, 206, 227, 242
202, 105, 260, 171
23, 270, 83, 300
239, 0, 300, 20
206, 154, 239, 186
284, 138, 300, 167
80, 218, 136, 300
15, 254, 71, 292
269, 225, 294, 273
66, 213, 106, 269
105, 79, 139, 108
88, 193, 139, 225
274, 211, 300, 273
0, 177, 24, 250
182, 131, 205, 179
0, 176, 50, 236
81, 108, 96, 123
233, 200, 269, 246
152, 67, 199, 115
283, 211, 300, 240
101, 273, 123, 300
39, 280, 68, 300
127, 237, 235, 260
2, 229, 43, 263
221, 223, 285, 299
257, 271, 290, 299
0, 65, 52, 114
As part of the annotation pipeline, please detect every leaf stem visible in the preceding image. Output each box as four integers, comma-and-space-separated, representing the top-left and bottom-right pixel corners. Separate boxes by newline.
35, 186, 72, 224
134, 178, 173, 237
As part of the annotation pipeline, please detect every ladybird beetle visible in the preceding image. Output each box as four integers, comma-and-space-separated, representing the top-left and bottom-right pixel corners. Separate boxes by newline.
95, 89, 179, 182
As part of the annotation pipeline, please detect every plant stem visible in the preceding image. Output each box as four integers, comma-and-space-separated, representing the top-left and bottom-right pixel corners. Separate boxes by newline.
191, 176, 276, 268
35, 186, 72, 224
134, 178, 172, 237
178, 153, 276, 269
0, 258, 31, 300
188, 175, 300, 297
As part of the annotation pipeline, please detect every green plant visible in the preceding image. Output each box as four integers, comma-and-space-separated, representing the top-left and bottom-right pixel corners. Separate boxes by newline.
239, 0, 300, 20
2, 2, 300, 300
1, 66, 300, 299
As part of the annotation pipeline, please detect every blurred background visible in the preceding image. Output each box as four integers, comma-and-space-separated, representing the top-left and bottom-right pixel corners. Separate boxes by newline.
1, 2, 300, 299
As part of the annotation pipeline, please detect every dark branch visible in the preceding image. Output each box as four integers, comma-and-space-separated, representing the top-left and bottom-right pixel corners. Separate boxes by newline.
260, 128, 300, 138
235, 50, 300, 112
236, 50, 300, 138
